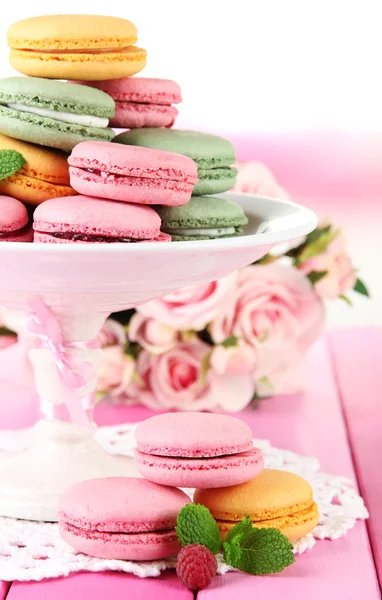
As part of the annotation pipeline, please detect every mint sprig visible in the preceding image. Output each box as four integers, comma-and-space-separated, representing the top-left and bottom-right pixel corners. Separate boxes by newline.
176, 505, 295, 576
224, 526, 295, 575
176, 504, 222, 554
0, 150, 26, 181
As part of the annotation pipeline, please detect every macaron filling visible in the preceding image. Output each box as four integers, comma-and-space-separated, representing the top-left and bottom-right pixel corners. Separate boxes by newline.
5, 103, 109, 128
60, 520, 179, 544
164, 226, 237, 237
37, 231, 152, 243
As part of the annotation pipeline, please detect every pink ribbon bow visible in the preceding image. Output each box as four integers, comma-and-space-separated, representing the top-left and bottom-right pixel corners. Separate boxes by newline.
28, 297, 98, 428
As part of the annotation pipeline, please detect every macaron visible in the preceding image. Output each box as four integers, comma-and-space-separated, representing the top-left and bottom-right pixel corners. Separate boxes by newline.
115, 129, 237, 195
73, 78, 182, 129
33, 195, 171, 244
8, 15, 146, 80
0, 134, 75, 206
0, 77, 115, 152
68, 141, 198, 206
156, 195, 248, 241
194, 469, 320, 541
0, 195, 33, 242
59, 477, 189, 560
134, 413, 264, 489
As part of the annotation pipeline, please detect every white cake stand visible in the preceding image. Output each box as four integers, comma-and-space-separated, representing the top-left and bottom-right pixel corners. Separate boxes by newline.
0, 192, 317, 521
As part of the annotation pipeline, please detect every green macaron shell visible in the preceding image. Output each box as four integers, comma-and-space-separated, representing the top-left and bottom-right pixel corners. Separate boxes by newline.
0, 106, 115, 152
0, 77, 115, 118
115, 128, 235, 169
194, 167, 238, 195
157, 195, 248, 241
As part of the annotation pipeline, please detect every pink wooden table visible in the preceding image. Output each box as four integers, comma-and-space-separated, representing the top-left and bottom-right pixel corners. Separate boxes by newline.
1, 328, 381, 599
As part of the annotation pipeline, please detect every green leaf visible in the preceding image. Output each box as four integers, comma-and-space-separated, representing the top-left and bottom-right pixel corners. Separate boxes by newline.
224, 527, 295, 575
307, 270, 328, 285
296, 226, 340, 266
0, 150, 26, 181
221, 335, 239, 348
225, 516, 253, 545
353, 278, 370, 297
223, 541, 242, 566
176, 504, 223, 555
340, 295, 352, 307
198, 349, 212, 386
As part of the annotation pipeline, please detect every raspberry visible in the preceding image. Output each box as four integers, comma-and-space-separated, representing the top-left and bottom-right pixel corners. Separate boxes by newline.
176, 543, 218, 590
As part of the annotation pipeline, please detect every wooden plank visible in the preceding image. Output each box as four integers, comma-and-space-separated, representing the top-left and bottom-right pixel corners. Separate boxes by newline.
328, 327, 382, 588
198, 338, 380, 599
8, 571, 192, 600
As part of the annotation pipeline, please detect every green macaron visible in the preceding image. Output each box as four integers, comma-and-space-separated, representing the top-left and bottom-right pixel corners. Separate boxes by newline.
0, 77, 115, 151
115, 128, 237, 195
156, 195, 248, 241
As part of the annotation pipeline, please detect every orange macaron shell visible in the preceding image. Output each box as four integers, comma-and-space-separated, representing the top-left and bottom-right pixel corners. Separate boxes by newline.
194, 469, 319, 542
0, 134, 75, 205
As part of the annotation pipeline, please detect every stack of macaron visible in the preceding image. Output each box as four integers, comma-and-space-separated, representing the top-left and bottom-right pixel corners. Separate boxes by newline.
58, 412, 319, 561
0, 13, 248, 245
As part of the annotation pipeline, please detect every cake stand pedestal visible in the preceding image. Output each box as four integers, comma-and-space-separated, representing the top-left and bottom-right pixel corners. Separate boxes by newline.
0, 192, 317, 521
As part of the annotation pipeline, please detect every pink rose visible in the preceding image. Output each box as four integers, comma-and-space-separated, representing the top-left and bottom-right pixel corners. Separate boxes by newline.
127, 340, 255, 412
254, 347, 306, 397
232, 161, 290, 201
210, 264, 325, 352
299, 235, 357, 300
98, 318, 127, 347
210, 340, 258, 376
97, 346, 135, 396
131, 341, 213, 410
128, 313, 178, 354
137, 273, 236, 331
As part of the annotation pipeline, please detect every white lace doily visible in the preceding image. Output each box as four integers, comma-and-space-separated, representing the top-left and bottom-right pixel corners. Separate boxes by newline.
0, 423, 369, 582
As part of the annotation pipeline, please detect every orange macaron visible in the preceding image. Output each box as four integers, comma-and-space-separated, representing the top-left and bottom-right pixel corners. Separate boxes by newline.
194, 469, 319, 542
0, 134, 75, 206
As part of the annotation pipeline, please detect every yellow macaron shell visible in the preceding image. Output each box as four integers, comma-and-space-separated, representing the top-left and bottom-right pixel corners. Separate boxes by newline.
0, 134, 75, 205
8, 15, 147, 80
194, 469, 319, 542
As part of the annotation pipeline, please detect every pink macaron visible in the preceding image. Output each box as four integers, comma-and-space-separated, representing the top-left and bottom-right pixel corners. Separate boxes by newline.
68, 141, 198, 206
73, 78, 182, 128
135, 413, 264, 489
59, 477, 190, 560
0, 195, 33, 242
33, 195, 171, 244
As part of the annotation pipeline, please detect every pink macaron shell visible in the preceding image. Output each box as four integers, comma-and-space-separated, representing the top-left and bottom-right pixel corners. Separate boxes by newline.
135, 413, 254, 458
59, 478, 189, 533
110, 102, 178, 128
33, 231, 171, 244
33, 195, 166, 242
1, 226, 33, 243
135, 448, 264, 489
69, 167, 193, 206
72, 78, 182, 105
0, 195, 28, 232
59, 523, 181, 561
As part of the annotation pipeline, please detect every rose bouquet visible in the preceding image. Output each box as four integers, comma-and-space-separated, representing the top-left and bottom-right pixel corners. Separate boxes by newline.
94, 161, 368, 412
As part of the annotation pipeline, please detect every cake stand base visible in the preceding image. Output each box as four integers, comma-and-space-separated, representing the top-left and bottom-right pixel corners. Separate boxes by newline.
0, 420, 140, 522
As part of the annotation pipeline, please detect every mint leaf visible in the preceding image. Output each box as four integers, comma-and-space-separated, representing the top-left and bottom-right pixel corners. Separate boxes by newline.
223, 541, 241, 566
221, 335, 239, 348
307, 270, 328, 285
224, 527, 295, 575
176, 504, 222, 554
0, 150, 26, 181
225, 516, 253, 545
353, 278, 369, 297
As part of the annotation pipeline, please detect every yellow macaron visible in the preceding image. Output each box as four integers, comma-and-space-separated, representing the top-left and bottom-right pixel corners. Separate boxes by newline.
194, 469, 319, 542
7, 15, 147, 80
0, 134, 75, 206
